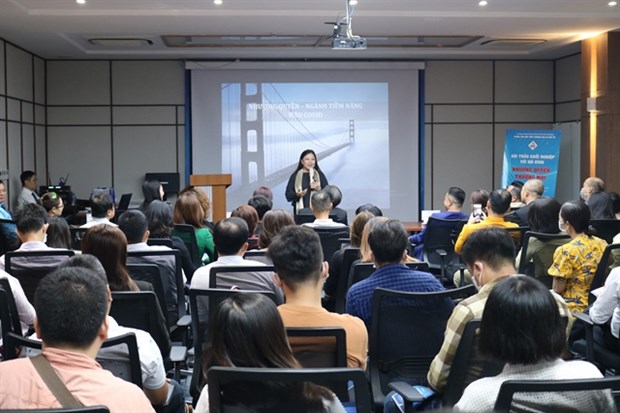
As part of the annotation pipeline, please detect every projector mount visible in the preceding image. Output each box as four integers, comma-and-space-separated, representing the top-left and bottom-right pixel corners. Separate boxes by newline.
328, 0, 367, 50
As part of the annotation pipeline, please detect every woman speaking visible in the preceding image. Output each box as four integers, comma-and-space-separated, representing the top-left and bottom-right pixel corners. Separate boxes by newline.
285, 149, 328, 214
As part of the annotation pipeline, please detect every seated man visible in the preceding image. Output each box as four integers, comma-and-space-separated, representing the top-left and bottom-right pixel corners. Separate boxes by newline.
269, 225, 368, 369
118, 210, 181, 325
346, 218, 444, 328
0, 266, 154, 412
0, 203, 66, 270
297, 185, 348, 225
409, 186, 468, 260
58, 254, 188, 413
302, 190, 347, 229
505, 178, 544, 227
16, 170, 39, 208
81, 192, 117, 228
427, 227, 572, 394
0, 179, 18, 247
191, 217, 283, 303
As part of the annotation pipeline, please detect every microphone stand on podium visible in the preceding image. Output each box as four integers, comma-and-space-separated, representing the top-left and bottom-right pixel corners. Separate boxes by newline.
188, 174, 232, 224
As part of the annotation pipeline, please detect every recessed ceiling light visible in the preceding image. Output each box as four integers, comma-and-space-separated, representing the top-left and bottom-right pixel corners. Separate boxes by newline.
76, 0, 86, 4
609, 1, 618, 6
214, 0, 222, 4
479, 0, 488, 5
349, 0, 359, 5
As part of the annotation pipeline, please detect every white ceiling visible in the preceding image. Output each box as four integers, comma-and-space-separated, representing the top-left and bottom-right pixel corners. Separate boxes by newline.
1, 0, 619, 60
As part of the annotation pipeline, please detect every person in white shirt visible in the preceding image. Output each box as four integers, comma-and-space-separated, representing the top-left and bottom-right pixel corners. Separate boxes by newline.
16, 170, 39, 208
0, 204, 67, 271
81, 192, 117, 228
588, 266, 620, 351
191, 217, 283, 303
302, 190, 347, 229
0, 269, 35, 335
455, 276, 614, 412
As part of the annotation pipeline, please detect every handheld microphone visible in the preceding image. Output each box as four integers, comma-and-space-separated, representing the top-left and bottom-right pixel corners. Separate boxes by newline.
309, 168, 315, 185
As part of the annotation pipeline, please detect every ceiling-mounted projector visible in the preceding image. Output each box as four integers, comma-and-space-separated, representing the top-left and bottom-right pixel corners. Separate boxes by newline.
332, 35, 367, 50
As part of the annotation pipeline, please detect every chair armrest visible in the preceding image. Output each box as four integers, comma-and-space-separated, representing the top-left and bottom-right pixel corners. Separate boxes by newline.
436, 249, 447, 257
177, 315, 191, 328
169, 345, 187, 363
388, 381, 425, 403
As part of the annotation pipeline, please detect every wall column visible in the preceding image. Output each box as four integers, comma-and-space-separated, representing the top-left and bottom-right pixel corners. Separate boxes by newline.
581, 31, 620, 192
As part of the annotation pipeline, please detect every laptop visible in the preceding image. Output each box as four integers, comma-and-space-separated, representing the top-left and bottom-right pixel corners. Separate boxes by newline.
117, 193, 132, 211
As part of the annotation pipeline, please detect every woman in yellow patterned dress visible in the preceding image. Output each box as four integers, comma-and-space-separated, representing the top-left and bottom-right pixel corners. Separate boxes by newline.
549, 200, 607, 312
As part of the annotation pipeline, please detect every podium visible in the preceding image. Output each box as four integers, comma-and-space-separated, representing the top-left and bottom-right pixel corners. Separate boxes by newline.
189, 174, 232, 223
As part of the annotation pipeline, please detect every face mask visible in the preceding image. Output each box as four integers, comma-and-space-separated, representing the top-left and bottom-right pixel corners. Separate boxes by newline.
471, 263, 483, 291
558, 221, 567, 233
579, 188, 586, 200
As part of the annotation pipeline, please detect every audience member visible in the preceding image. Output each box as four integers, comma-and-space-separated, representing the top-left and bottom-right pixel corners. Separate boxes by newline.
46, 216, 72, 249
410, 187, 468, 260
195, 293, 345, 413
191, 217, 283, 303
252, 185, 273, 201
81, 225, 146, 292
505, 178, 544, 226
145, 200, 196, 279
303, 190, 347, 229
587, 191, 615, 220
506, 184, 524, 209
297, 185, 348, 225
81, 192, 117, 228
346, 218, 444, 328
0, 267, 35, 335
580, 176, 605, 202
40, 191, 64, 217
355, 203, 383, 217
469, 189, 489, 216
0, 179, 18, 246
0, 266, 154, 412
454, 189, 517, 254
455, 276, 613, 412
231, 204, 259, 248
0, 203, 58, 270
139, 179, 164, 211
609, 192, 620, 220
515, 197, 565, 283
550, 200, 607, 312
268, 226, 368, 369
178, 187, 214, 229
359, 217, 418, 264
173, 191, 214, 263
17, 170, 39, 207
428, 227, 572, 393
118, 210, 180, 324
257, 209, 296, 250
247, 194, 272, 221
325, 211, 373, 308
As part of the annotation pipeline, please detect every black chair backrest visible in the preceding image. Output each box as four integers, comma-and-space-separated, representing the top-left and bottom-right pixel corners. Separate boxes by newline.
517, 231, 571, 286
69, 226, 88, 250
0, 218, 17, 255
109, 291, 171, 363
126, 263, 169, 326
172, 224, 201, 268
285, 327, 347, 368
207, 366, 372, 413
589, 219, 620, 244
127, 249, 185, 322
422, 217, 466, 278
505, 226, 530, 251
147, 238, 174, 248
347, 261, 430, 292
5, 250, 75, 302
368, 285, 477, 410
338, 237, 351, 249
494, 376, 620, 412
208, 265, 276, 292
0, 407, 110, 413
0, 278, 22, 343
312, 227, 351, 262
3, 331, 142, 388
589, 243, 620, 305
333, 248, 360, 314
188, 288, 277, 404
242, 250, 272, 264
442, 319, 504, 406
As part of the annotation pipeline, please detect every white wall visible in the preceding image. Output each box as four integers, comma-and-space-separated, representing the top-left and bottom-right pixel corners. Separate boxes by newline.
45, 60, 186, 202
0, 40, 46, 210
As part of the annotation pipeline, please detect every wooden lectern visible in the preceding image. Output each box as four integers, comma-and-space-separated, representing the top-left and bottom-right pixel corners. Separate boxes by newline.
189, 174, 232, 223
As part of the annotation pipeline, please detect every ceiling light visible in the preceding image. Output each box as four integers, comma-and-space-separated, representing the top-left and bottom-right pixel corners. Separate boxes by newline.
76, 0, 86, 4
214, 0, 222, 4
349, 0, 359, 5
609, 1, 618, 6
478, 0, 488, 5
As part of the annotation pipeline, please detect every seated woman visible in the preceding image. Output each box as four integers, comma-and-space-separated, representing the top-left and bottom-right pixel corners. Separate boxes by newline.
39, 191, 64, 217
46, 216, 72, 249
258, 209, 296, 251
230, 204, 259, 250
145, 200, 197, 280
549, 200, 607, 312
81, 224, 150, 292
194, 293, 346, 413
455, 276, 614, 412
139, 179, 164, 211
173, 191, 215, 264
515, 197, 567, 287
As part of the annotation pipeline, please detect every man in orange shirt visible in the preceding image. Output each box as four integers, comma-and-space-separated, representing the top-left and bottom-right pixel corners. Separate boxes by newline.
0, 266, 154, 412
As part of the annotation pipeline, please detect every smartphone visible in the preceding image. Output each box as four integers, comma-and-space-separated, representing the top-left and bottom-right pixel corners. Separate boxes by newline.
473, 203, 483, 220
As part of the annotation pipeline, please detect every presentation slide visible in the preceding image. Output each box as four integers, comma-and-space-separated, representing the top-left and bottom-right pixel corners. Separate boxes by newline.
190, 64, 421, 221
